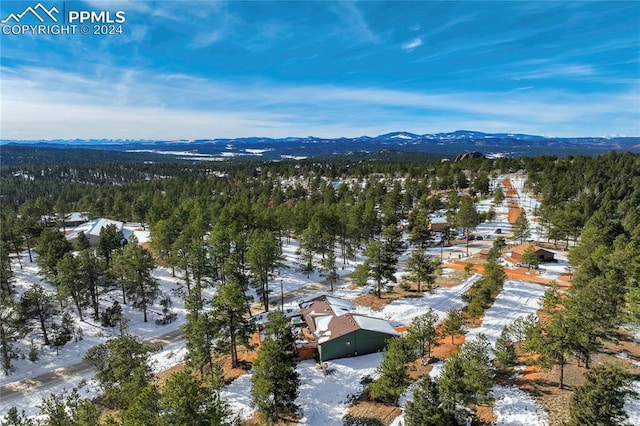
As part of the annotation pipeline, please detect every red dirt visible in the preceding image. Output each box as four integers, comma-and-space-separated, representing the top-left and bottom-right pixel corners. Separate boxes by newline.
445, 259, 564, 286
508, 207, 525, 224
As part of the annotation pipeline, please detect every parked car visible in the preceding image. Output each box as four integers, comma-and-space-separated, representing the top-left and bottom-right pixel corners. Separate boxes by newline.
516, 262, 539, 270
494, 228, 502, 234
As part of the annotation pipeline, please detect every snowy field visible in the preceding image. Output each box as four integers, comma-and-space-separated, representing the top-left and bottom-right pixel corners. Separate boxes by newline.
465, 280, 546, 347
353, 273, 482, 326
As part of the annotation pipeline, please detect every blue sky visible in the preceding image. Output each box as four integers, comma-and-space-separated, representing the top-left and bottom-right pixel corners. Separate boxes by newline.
1, 0, 639, 140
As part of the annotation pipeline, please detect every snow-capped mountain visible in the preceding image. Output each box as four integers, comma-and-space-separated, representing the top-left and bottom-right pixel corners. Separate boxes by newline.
2, 131, 638, 166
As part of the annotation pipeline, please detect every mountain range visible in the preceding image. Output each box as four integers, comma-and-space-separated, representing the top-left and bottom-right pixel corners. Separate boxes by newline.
2, 131, 639, 165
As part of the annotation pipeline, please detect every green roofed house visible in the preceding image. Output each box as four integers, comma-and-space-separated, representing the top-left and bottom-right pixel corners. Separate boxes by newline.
299, 295, 399, 362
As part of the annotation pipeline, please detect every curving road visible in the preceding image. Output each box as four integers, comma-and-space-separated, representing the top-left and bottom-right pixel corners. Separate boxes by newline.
0, 283, 327, 411
0, 327, 184, 410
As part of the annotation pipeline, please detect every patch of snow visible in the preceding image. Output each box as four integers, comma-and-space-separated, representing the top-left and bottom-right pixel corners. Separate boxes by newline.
625, 381, 640, 425
615, 351, 640, 367
245, 149, 274, 155
493, 384, 548, 425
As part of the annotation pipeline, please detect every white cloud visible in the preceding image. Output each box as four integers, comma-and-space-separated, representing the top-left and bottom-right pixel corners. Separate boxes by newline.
330, 2, 378, 43
402, 37, 422, 51
516, 64, 597, 80
1, 66, 638, 139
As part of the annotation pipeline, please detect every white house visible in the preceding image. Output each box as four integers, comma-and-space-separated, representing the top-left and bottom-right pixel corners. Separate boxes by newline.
66, 218, 133, 246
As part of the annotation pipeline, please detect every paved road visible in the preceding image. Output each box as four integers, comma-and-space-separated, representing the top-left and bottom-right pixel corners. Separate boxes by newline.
267, 282, 327, 309
0, 327, 185, 409
0, 283, 326, 409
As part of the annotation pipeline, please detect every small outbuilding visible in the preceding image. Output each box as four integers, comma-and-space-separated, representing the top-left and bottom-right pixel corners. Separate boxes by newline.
429, 216, 449, 232
299, 295, 399, 362
511, 244, 555, 263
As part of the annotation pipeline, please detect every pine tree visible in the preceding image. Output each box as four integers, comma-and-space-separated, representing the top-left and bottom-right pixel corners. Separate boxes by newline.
513, 214, 531, 245
150, 217, 179, 276
541, 283, 561, 315
77, 248, 106, 320
264, 310, 296, 357
569, 363, 637, 426
0, 302, 20, 374
36, 227, 72, 278
52, 312, 74, 353
443, 309, 465, 344
404, 249, 438, 293
487, 236, 506, 261
0, 241, 14, 301
55, 253, 87, 320
459, 334, 495, 403
111, 237, 159, 322
320, 248, 339, 292
408, 207, 432, 248
210, 281, 255, 368
16, 208, 43, 264
72, 231, 91, 251
83, 335, 159, 409
407, 309, 440, 357
493, 326, 516, 375
438, 353, 467, 413
354, 239, 397, 298
251, 338, 300, 424
297, 225, 317, 277
120, 384, 161, 426
38, 388, 100, 426
439, 335, 494, 408
20, 283, 57, 346
370, 337, 411, 405
1, 407, 35, 426
247, 229, 282, 312
183, 293, 214, 377
97, 223, 124, 268
405, 376, 456, 426
160, 369, 234, 426
456, 196, 481, 257
493, 186, 505, 204
520, 245, 539, 270
527, 309, 575, 389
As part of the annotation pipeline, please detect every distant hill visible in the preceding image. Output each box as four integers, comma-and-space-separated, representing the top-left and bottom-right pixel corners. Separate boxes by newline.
2, 131, 638, 166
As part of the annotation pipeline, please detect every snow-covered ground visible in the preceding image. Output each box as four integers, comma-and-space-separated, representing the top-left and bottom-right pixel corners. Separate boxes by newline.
626, 381, 640, 425
389, 277, 549, 426
465, 280, 546, 347
353, 273, 482, 326
7, 173, 635, 424
509, 175, 545, 242
221, 272, 485, 423
222, 353, 384, 425
2, 261, 190, 387
493, 385, 548, 426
